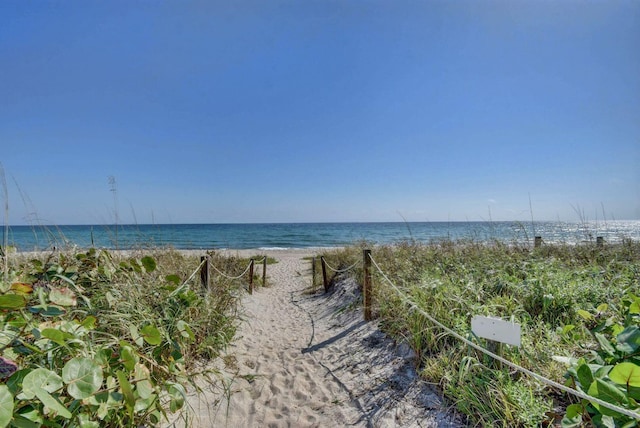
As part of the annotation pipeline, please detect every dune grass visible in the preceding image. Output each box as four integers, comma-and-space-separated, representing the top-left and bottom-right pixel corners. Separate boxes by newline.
319, 239, 640, 427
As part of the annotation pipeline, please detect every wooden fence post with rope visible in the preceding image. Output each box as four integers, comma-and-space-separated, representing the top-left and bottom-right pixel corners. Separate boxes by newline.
320, 256, 329, 293
262, 255, 267, 287
363, 249, 372, 321
200, 255, 209, 290
249, 259, 255, 294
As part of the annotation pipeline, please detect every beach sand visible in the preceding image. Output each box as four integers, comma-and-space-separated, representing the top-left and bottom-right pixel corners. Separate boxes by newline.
165, 248, 463, 427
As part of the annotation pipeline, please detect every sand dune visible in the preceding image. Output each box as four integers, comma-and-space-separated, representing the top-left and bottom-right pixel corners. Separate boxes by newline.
167, 249, 462, 427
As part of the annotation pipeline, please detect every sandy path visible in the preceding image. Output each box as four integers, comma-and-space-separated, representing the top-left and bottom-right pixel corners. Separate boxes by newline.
170, 249, 462, 427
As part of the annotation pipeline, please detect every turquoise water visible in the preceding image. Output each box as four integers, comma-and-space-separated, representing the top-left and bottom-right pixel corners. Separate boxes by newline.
3, 221, 639, 252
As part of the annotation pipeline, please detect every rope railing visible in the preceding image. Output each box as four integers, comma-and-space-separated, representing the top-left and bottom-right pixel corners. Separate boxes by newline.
200, 254, 268, 294
209, 260, 254, 280
314, 256, 362, 293
322, 258, 362, 274
365, 250, 640, 421
168, 257, 208, 298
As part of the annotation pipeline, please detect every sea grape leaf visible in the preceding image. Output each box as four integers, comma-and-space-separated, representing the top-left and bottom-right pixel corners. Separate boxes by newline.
35, 389, 71, 419
177, 320, 195, 340
77, 413, 100, 428
29, 304, 65, 317
141, 256, 156, 273
80, 316, 97, 330
576, 363, 594, 390
167, 382, 186, 412
0, 385, 13, 428
116, 371, 135, 410
561, 403, 583, 428
609, 362, 640, 388
120, 345, 137, 371
49, 287, 77, 307
165, 274, 181, 285
10, 283, 33, 295
22, 368, 63, 399
41, 328, 72, 346
62, 357, 103, 399
133, 363, 153, 400
134, 394, 157, 413
595, 333, 617, 357
616, 326, 640, 354
0, 294, 26, 310
129, 324, 143, 347
10, 414, 41, 428
587, 378, 628, 416
140, 325, 162, 345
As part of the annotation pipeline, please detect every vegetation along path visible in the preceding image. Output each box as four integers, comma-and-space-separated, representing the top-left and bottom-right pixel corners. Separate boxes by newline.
171, 249, 462, 428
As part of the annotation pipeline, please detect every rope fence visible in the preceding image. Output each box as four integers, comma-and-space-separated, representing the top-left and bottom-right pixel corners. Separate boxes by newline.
313, 256, 362, 293
354, 248, 640, 421
199, 254, 267, 294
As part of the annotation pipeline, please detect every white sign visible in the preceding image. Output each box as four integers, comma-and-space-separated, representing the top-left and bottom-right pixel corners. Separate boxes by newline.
471, 316, 521, 347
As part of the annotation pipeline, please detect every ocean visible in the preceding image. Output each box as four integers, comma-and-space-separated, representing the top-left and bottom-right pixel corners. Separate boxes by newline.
2, 221, 639, 252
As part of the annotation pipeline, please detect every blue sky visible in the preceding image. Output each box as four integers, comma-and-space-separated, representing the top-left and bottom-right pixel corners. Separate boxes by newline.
1, 0, 639, 225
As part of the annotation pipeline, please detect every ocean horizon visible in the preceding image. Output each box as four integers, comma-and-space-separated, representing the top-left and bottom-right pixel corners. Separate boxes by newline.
2, 221, 639, 252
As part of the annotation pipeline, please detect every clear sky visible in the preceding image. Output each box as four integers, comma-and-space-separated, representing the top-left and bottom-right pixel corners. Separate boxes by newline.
1, 0, 639, 225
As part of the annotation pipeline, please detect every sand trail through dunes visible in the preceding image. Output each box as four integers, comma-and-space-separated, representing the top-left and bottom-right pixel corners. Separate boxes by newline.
167, 249, 462, 428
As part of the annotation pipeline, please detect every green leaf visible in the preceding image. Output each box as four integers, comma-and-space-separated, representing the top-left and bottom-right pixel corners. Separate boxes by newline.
28, 304, 65, 317
116, 371, 135, 411
140, 325, 162, 345
609, 362, 640, 388
133, 363, 153, 400
80, 316, 97, 330
0, 385, 13, 428
587, 378, 628, 416
129, 325, 143, 347
62, 357, 103, 399
134, 395, 157, 413
592, 414, 616, 428
561, 403, 583, 428
177, 320, 195, 340
165, 274, 181, 285
617, 326, 640, 354
141, 256, 156, 273
10, 414, 42, 428
629, 301, 640, 314
0, 294, 26, 309
167, 382, 186, 412
576, 363, 594, 390
577, 309, 593, 321
595, 333, 617, 357
41, 328, 73, 346
22, 368, 63, 399
120, 345, 137, 371
35, 389, 71, 419
77, 413, 100, 428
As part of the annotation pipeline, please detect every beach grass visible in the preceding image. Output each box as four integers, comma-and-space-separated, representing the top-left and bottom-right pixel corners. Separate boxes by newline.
320, 239, 640, 426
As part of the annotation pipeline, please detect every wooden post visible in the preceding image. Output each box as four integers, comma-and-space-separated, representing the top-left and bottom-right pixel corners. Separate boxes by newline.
534, 236, 542, 248
363, 249, 372, 321
311, 257, 316, 289
321, 256, 329, 293
200, 255, 209, 290
262, 255, 267, 287
597, 236, 604, 247
248, 259, 255, 294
